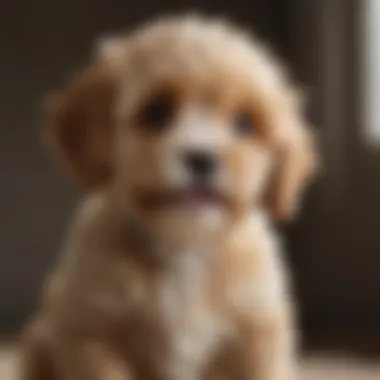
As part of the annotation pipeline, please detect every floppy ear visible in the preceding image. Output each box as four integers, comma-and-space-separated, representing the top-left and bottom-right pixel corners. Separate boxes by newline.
265, 113, 319, 222
44, 38, 126, 190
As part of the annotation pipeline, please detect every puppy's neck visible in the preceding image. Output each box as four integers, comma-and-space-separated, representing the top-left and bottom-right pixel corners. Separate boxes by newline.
118, 214, 218, 270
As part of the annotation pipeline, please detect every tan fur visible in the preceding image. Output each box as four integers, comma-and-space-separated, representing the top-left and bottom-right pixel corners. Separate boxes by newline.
22, 15, 317, 380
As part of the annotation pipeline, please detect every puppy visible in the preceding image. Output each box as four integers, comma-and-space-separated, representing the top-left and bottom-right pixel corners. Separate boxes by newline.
21, 15, 317, 380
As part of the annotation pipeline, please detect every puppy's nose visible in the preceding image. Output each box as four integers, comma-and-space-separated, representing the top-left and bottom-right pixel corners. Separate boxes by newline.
183, 151, 217, 178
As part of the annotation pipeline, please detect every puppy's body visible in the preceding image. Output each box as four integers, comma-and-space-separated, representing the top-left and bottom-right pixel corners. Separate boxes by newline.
22, 16, 316, 380
25, 194, 293, 380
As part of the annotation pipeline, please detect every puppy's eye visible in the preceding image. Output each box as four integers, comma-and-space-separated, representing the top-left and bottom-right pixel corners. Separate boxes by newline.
138, 93, 176, 132
233, 111, 255, 138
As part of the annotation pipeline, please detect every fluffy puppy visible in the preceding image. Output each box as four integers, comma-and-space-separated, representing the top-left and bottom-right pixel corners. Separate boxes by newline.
21, 15, 317, 380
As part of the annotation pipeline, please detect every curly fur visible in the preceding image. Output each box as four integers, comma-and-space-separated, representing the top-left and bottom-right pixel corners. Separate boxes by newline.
21, 15, 318, 380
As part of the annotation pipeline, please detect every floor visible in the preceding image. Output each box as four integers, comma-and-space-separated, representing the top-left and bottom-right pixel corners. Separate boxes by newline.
1, 345, 380, 380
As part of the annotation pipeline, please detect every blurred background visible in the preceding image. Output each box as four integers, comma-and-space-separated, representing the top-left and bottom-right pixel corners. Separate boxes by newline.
1, 0, 380, 376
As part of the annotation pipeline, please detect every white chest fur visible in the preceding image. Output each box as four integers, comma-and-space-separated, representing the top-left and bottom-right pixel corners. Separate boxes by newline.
148, 249, 224, 380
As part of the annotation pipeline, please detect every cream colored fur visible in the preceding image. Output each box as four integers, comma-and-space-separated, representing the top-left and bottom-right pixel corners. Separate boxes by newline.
21, 15, 317, 380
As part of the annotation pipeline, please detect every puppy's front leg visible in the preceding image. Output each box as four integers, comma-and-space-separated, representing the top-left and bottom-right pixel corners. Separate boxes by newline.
241, 310, 296, 380
59, 341, 133, 380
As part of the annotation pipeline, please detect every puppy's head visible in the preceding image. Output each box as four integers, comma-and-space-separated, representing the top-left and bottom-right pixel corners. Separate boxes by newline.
46, 16, 317, 240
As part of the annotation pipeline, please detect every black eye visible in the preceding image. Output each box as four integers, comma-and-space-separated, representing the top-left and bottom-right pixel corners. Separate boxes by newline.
139, 93, 176, 132
233, 111, 254, 138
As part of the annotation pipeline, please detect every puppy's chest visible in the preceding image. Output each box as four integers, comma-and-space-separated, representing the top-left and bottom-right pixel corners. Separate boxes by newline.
127, 250, 226, 378
153, 251, 208, 322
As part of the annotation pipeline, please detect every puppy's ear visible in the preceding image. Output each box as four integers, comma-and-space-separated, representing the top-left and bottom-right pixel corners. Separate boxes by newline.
44, 38, 126, 190
265, 107, 319, 221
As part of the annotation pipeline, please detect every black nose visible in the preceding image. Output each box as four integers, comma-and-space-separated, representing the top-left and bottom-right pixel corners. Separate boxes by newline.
184, 151, 217, 178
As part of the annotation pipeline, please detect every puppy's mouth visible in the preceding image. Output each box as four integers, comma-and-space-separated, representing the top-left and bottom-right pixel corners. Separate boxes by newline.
178, 187, 222, 210
135, 186, 227, 212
